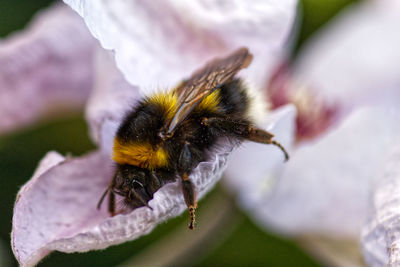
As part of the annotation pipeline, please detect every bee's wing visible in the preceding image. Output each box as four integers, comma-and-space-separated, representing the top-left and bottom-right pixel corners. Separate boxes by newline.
167, 47, 253, 134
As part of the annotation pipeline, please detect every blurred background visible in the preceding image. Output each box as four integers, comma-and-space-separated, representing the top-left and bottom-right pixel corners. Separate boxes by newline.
0, 0, 362, 266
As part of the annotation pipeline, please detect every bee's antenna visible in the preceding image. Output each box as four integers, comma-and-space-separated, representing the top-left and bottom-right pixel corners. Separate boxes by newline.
97, 187, 110, 210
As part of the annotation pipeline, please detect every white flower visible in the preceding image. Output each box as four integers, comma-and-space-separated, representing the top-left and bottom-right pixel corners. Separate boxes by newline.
223, 0, 400, 265
10, 1, 297, 266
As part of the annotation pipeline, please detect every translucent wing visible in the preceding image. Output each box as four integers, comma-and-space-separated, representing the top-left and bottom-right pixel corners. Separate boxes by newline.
166, 47, 253, 134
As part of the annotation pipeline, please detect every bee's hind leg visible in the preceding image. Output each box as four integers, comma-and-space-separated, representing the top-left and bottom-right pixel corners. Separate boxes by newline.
245, 126, 289, 161
178, 142, 198, 230
203, 117, 289, 161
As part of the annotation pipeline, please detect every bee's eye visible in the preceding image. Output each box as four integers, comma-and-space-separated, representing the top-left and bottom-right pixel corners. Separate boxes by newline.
115, 173, 124, 185
132, 180, 143, 189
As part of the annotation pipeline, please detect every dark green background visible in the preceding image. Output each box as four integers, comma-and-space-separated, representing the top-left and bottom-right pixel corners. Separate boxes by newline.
0, 0, 360, 266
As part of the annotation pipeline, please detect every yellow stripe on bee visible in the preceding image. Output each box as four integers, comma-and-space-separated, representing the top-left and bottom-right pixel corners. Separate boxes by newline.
196, 90, 220, 112
146, 91, 178, 121
113, 139, 169, 169
113, 89, 220, 168
146, 89, 220, 118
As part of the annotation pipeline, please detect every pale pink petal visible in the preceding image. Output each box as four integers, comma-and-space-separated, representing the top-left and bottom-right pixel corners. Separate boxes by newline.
12, 151, 113, 266
85, 48, 140, 151
293, 0, 400, 111
0, 4, 97, 134
362, 144, 400, 266
245, 107, 400, 237
11, 142, 235, 266
16, 151, 66, 201
266, 0, 400, 141
63, 0, 297, 92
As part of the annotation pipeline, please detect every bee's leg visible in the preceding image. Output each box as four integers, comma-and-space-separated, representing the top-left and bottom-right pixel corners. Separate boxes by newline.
97, 186, 117, 216
149, 171, 162, 194
108, 190, 116, 216
178, 142, 198, 230
97, 187, 109, 210
97, 172, 117, 216
203, 117, 289, 161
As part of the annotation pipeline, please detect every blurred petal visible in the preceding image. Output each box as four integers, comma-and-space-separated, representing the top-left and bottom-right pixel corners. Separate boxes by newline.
224, 104, 296, 207
0, 4, 96, 134
362, 144, 400, 267
248, 107, 400, 237
293, 0, 400, 111
266, 62, 339, 141
63, 0, 297, 91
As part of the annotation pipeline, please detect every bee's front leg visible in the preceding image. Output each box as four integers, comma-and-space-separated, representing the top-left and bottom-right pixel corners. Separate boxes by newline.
178, 142, 198, 230
97, 172, 117, 216
108, 190, 116, 216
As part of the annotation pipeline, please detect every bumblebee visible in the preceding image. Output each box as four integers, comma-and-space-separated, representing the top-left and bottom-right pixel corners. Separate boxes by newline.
98, 48, 288, 229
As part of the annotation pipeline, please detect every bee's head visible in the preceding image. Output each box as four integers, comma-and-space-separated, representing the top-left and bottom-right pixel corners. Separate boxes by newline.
114, 165, 159, 209
115, 165, 146, 192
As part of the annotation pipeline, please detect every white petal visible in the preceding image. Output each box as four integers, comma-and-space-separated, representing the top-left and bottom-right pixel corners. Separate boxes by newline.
224, 104, 296, 207
0, 4, 96, 134
85, 48, 140, 151
294, 0, 400, 110
63, 0, 297, 92
248, 107, 400, 237
362, 144, 400, 267
12, 151, 112, 267
15, 151, 66, 203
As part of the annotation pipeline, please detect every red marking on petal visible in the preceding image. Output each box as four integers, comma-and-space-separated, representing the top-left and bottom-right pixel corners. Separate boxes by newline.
266, 61, 291, 109
266, 61, 340, 142
295, 99, 339, 142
